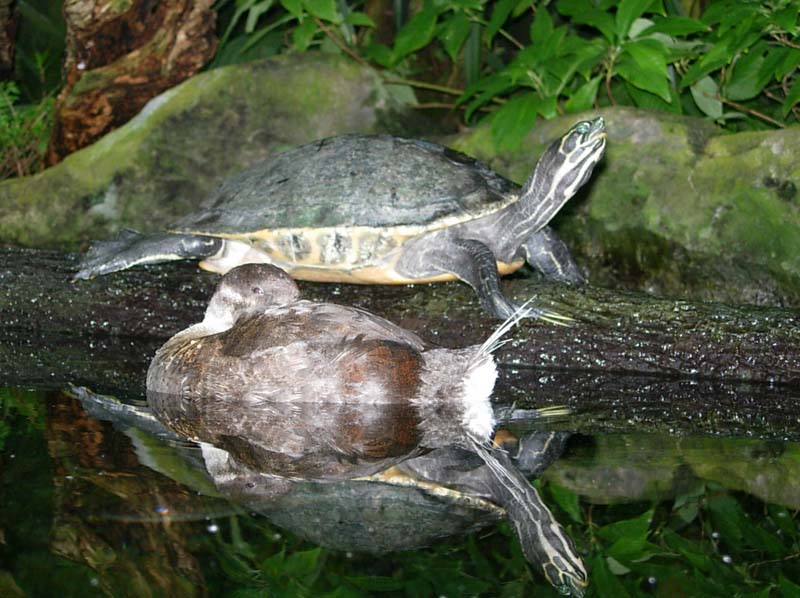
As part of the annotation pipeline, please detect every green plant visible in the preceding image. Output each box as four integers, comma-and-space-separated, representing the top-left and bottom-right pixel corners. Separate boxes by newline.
212, 0, 799, 150
0, 80, 54, 179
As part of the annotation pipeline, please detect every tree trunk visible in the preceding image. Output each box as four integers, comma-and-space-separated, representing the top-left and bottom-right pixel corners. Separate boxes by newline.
0, 0, 15, 79
45, 0, 216, 163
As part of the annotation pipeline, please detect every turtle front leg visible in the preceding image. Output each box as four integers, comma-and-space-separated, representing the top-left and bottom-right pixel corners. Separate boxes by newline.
520, 226, 585, 284
427, 238, 521, 319
74, 230, 222, 280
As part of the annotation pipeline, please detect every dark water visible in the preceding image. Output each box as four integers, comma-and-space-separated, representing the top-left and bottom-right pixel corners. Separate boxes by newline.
3, 384, 800, 597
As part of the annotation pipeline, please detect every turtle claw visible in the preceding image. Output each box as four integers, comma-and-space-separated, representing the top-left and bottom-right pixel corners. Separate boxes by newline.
537, 310, 575, 326
503, 304, 574, 326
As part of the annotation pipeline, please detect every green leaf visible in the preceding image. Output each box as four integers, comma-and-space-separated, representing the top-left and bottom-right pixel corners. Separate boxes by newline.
438, 13, 471, 62
547, 483, 583, 523
778, 48, 800, 80
625, 81, 680, 112
487, 0, 517, 45
392, 5, 438, 62
530, 7, 554, 45
597, 508, 654, 544
557, 0, 616, 42
302, 0, 340, 23
772, 6, 800, 31
344, 12, 375, 27
362, 42, 393, 67
641, 15, 709, 36
459, 74, 513, 121
779, 575, 800, 598
706, 494, 747, 551
590, 555, 632, 597
280, 0, 303, 19
783, 79, 800, 118
491, 93, 541, 152
617, 40, 671, 102
346, 575, 405, 591
565, 76, 601, 112
661, 529, 714, 573
464, 23, 482, 87
690, 76, 722, 117
292, 17, 318, 51
680, 39, 731, 88
757, 47, 791, 90
245, 1, 274, 33
726, 45, 766, 101
616, 0, 653, 39
282, 547, 322, 578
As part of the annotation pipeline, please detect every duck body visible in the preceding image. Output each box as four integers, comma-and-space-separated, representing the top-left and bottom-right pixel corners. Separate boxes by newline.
146, 264, 496, 479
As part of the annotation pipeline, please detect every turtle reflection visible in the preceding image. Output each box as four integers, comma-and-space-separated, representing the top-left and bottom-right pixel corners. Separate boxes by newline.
74, 385, 581, 595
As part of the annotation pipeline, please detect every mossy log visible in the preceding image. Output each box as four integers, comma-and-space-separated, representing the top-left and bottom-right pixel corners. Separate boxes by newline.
2, 247, 799, 439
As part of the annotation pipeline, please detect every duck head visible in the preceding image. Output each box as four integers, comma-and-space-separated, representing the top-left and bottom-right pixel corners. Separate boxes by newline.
203, 263, 301, 332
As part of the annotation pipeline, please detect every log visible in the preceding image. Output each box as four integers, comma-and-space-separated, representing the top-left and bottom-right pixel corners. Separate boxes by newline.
2, 247, 799, 439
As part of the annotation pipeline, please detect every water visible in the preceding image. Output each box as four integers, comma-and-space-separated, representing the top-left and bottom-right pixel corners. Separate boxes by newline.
3, 382, 800, 597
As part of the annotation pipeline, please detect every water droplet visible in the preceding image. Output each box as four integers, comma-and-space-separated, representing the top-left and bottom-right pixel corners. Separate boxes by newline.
722, 555, 733, 564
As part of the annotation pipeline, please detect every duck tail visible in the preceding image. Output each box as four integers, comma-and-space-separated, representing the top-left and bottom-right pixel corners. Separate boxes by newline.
416, 303, 531, 446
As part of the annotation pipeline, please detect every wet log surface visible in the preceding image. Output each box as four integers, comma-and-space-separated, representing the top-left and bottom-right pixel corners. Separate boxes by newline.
2, 247, 799, 439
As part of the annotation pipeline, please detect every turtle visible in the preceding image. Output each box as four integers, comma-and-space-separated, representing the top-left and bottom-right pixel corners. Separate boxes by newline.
75, 117, 606, 319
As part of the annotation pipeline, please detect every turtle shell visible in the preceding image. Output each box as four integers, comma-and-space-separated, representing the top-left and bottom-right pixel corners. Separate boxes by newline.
173, 135, 519, 235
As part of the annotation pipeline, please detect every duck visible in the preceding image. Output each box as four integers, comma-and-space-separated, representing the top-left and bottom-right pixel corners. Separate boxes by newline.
146, 263, 587, 595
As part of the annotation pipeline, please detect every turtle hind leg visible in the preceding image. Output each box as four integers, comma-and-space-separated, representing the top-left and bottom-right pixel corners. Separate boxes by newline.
521, 227, 585, 284
73, 230, 222, 280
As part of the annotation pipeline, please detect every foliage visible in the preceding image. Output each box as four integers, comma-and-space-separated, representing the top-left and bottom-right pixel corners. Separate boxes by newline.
5, 0, 797, 176
212, 0, 799, 149
0, 388, 47, 452
0, 81, 54, 179
543, 481, 800, 597
193, 481, 800, 597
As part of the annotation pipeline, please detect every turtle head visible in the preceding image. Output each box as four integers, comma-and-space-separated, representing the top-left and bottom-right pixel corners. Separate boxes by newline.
543, 554, 589, 597
518, 117, 606, 231
203, 263, 301, 330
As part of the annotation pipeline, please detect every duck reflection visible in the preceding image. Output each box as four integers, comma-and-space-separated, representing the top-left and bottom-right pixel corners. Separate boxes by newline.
145, 263, 586, 596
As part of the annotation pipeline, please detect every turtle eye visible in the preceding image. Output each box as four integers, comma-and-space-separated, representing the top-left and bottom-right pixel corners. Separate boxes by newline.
574, 121, 591, 135
251, 286, 264, 296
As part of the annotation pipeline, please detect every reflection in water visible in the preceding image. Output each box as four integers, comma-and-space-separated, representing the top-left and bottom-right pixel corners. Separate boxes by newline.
3, 387, 800, 595
144, 263, 587, 595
